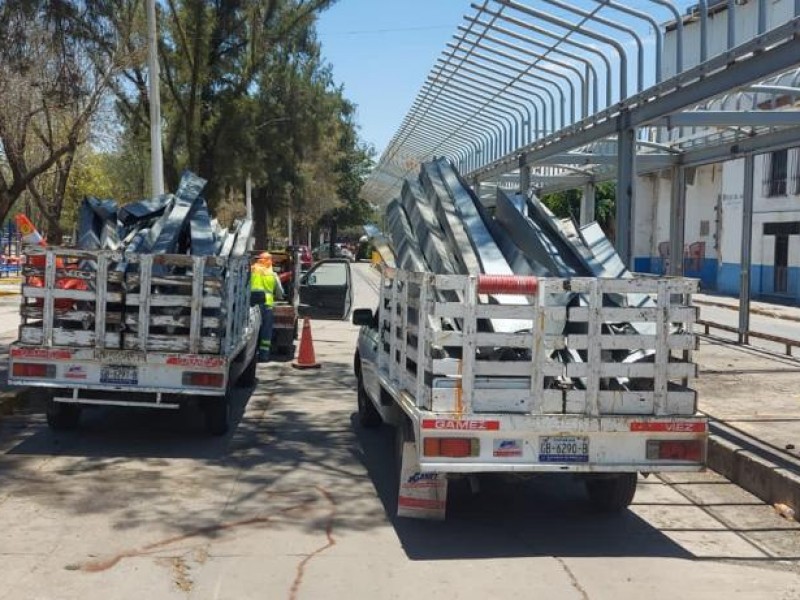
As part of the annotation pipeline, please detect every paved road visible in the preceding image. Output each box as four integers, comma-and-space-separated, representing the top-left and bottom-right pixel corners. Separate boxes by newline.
1, 264, 800, 599
0, 296, 21, 340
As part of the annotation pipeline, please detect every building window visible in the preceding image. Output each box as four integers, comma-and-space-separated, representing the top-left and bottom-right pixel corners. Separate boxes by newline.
791, 148, 800, 195
763, 149, 788, 197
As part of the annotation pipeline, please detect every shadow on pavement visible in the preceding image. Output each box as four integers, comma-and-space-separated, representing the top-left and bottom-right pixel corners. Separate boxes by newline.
2, 383, 258, 460
351, 415, 697, 562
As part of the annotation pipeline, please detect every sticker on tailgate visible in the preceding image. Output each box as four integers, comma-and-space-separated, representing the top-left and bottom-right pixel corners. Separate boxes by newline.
493, 439, 523, 457
100, 365, 138, 386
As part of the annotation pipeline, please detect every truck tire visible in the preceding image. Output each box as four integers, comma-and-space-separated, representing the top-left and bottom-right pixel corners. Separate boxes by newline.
238, 351, 257, 387
46, 401, 81, 431
205, 392, 231, 436
585, 473, 638, 512
357, 378, 382, 428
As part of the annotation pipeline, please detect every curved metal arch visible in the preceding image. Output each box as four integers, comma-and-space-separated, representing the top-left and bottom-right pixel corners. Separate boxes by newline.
425, 94, 514, 159
418, 117, 493, 171
461, 28, 587, 121
649, 0, 683, 73
421, 103, 507, 162
444, 46, 562, 133
540, 0, 645, 94
432, 59, 539, 145
412, 88, 513, 157
590, 1, 663, 84
494, 0, 630, 99
476, 6, 613, 110
402, 120, 484, 161
385, 1, 500, 167
414, 72, 526, 151
447, 42, 573, 128
436, 57, 548, 140
423, 76, 527, 150
461, 17, 600, 116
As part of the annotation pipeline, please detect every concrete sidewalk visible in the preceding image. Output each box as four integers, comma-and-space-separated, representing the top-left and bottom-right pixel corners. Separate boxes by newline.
695, 291, 800, 323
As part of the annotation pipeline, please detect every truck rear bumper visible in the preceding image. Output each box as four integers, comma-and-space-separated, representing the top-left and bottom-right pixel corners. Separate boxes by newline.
400, 394, 708, 474
8, 344, 230, 397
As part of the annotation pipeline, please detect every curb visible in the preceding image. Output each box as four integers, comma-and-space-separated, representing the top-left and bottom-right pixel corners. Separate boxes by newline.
694, 298, 800, 323
707, 425, 800, 521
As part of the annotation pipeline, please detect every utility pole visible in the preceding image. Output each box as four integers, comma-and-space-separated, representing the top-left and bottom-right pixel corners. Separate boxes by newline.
287, 206, 294, 246
146, 0, 164, 197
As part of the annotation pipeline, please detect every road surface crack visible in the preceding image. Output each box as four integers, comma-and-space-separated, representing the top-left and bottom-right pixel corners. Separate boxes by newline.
555, 556, 590, 600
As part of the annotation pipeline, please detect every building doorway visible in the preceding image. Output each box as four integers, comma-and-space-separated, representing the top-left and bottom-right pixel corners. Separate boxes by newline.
775, 234, 789, 294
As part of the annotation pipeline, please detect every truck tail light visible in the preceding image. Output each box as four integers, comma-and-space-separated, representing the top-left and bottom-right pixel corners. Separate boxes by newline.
423, 437, 480, 458
182, 372, 225, 388
646, 439, 703, 462
12, 363, 55, 378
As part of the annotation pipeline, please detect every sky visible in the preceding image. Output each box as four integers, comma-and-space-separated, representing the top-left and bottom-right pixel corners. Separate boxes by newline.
315, 1, 467, 157
315, 1, 700, 159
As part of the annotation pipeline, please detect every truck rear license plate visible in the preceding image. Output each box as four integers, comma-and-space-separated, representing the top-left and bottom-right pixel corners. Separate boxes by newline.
539, 436, 589, 463
100, 365, 138, 385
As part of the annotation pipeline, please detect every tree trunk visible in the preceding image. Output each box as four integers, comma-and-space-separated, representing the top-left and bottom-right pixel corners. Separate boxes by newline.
329, 217, 338, 258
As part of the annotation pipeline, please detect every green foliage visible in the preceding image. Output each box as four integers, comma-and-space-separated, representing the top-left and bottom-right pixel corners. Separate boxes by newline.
1, 0, 374, 242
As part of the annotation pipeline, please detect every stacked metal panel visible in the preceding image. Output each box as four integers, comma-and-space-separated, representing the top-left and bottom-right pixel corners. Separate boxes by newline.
73, 171, 252, 266
379, 158, 668, 393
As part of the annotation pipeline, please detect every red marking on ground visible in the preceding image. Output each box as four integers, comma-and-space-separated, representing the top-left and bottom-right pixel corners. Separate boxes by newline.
288, 486, 337, 600
77, 494, 318, 574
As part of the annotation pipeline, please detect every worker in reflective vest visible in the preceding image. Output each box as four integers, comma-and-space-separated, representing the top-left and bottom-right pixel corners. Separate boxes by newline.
251, 252, 284, 362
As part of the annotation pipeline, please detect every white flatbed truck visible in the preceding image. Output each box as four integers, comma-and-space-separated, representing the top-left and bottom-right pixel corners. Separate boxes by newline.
8, 246, 351, 435
352, 268, 707, 513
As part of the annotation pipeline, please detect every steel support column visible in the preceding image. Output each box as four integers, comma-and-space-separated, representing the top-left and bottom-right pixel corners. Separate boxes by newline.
739, 154, 755, 345
581, 181, 596, 225
669, 167, 686, 277
616, 124, 636, 267
520, 161, 531, 195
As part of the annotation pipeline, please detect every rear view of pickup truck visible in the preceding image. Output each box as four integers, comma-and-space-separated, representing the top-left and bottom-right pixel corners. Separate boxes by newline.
8, 173, 260, 435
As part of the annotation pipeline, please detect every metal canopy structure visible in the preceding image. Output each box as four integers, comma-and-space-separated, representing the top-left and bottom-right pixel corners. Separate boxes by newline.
362, 0, 800, 283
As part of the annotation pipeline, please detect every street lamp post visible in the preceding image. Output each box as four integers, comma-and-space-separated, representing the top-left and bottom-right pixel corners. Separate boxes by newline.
146, 0, 164, 197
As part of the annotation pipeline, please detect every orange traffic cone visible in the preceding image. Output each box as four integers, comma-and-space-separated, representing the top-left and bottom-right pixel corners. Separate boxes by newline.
292, 318, 321, 369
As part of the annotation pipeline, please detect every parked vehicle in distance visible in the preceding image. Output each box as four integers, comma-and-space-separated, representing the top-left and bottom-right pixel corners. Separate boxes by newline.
312, 243, 354, 262
293, 245, 313, 271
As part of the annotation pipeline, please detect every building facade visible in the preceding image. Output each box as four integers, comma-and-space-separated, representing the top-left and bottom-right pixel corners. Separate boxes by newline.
633, 0, 800, 303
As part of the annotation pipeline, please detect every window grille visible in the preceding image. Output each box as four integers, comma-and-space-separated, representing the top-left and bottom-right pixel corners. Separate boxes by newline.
763, 149, 788, 197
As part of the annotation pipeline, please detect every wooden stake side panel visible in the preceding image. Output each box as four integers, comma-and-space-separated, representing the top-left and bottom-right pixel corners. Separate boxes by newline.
18, 248, 249, 355
378, 270, 700, 416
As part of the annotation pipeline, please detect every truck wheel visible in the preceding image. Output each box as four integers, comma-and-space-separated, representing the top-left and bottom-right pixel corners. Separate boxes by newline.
238, 351, 257, 387
46, 401, 81, 431
585, 473, 638, 512
205, 392, 231, 436
357, 379, 381, 428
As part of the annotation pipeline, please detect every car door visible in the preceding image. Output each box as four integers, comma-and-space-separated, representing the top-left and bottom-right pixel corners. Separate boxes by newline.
355, 309, 381, 401
298, 259, 353, 320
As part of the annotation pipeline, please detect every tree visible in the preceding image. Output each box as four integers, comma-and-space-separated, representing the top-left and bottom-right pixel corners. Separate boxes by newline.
103, 1, 335, 200
0, 1, 127, 240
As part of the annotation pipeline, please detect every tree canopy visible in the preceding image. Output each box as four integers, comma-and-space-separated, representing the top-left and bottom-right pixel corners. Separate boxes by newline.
0, 0, 374, 245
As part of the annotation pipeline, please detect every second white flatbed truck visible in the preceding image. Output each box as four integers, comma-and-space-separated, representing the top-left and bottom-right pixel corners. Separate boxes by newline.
352, 267, 707, 513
